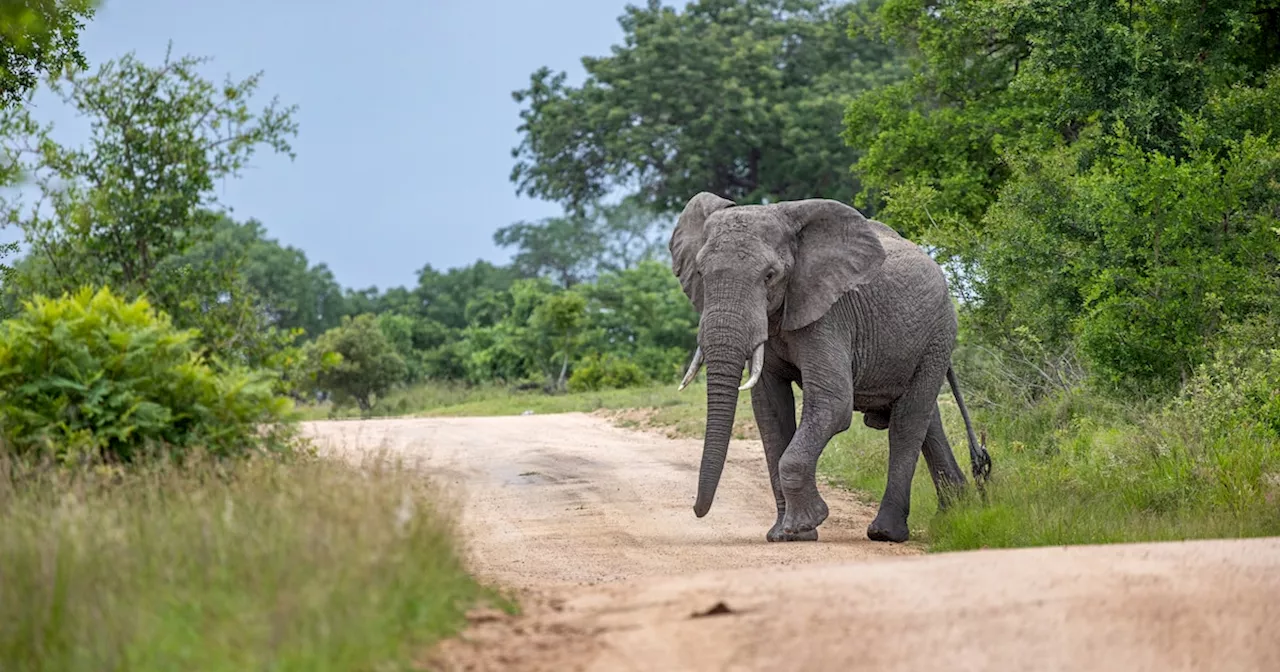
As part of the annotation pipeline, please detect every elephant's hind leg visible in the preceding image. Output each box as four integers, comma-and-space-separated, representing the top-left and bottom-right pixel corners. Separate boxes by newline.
920, 402, 967, 509
868, 354, 951, 543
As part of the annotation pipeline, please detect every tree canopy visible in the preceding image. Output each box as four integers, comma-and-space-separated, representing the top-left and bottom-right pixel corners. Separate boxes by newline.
0, 0, 96, 108
510, 0, 906, 214
844, 0, 1280, 390
494, 198, 672, 288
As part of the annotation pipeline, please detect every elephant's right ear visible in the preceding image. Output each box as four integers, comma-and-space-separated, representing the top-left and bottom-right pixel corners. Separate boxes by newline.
669, 192, 734, 312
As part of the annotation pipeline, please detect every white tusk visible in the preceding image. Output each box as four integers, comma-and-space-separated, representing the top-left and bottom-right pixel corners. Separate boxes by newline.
739, 343, 765, 391
678, 346, 704, 391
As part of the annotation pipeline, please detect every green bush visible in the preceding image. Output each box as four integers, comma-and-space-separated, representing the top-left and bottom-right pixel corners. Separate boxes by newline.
308, 314, 407, 413
1173, 317, 1280, 439
568, 354, 646, 392
0, 287, 294, 463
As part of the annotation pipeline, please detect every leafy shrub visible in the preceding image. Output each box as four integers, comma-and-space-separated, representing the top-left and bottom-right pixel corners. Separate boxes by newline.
629, 346, 692, 384
0, 287, 294, 463
568, 354, 645, 392
1172, 317, 1280, 438
308, 314, 407, 413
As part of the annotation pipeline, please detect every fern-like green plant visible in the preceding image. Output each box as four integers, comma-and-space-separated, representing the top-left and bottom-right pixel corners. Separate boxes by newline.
0, 287, 295, 462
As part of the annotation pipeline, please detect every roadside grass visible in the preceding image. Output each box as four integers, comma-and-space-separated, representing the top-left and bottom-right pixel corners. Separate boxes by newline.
0, 450, 504, 671
298, 380, 1280, 553
922, 392, 1280, 551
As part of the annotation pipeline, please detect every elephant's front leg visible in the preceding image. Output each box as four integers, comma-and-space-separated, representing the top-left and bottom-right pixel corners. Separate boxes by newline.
778, 362, 853, 540
750, 368, 798, 542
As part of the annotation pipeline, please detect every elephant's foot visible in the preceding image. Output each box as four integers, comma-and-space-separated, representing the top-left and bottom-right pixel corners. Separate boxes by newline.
866, 510, 909, 543
767, 516, 819, 542
779, 493, 829, 539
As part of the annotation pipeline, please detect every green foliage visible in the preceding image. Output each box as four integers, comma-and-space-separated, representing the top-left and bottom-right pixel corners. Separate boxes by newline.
308, 314, 407, 413
979, 122, 1280, 390
0, 239, 15, 316
376, 312, 430, 384
0, 0, 96, 109
0, 47, 299, 367
455, 279, 589, 387
511, 0, 907, 213
494, 198, 673, 288
1173, 315, 1280, 439
568, 354, 646, 392
845, 0, 1280, 390
495, 213, 604, 288
413, 260, 518, 330
172, 216, 347, 338
578, 260, 699, 381
0, 287, 294, 463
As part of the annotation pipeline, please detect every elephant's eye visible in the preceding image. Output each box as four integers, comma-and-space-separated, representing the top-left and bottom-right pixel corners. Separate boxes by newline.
764, 269, 776, 283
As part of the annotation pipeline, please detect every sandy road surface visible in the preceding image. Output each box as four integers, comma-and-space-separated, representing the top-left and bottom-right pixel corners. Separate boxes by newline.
302, 414, 1280, 671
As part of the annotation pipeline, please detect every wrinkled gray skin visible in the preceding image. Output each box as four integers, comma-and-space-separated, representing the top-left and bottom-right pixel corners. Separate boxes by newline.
670, 192, 991, 543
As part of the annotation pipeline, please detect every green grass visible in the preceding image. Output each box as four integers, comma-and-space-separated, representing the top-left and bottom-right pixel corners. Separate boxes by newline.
298, 380, 1280, 553
0, 451, 505, 671
918, 392, 1280, 551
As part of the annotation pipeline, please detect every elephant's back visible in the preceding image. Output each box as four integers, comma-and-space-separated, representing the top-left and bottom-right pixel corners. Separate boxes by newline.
871, 232, 952, 311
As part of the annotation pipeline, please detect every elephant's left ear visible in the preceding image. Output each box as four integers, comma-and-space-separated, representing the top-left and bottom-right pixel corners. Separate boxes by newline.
670, 191, 735, 312
777, 199, 887, 332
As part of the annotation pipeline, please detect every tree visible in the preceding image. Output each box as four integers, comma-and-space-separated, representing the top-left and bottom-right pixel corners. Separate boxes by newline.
376, 312, 426, 384
494, 198, 674, 289
494, 213, 603, 289
0, 0, 96, 109
413, 260, 517, 329
531, 290, 588, 390
844, 0, 1280, 391
510, 0, 906, 215
310, 314, 407, 414
0, 46, 299, 363
579, 260, 698, 381
174, 216, 347, 337
0, 240, 15, 312
593, 197, 672, 272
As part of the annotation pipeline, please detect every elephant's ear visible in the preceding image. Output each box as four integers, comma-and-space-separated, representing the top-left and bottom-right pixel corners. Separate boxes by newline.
669, 191, 735, 312
777, 199, 887, 332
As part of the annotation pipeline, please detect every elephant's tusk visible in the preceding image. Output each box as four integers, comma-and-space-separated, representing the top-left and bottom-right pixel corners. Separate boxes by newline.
678, 346, 704, 391
739, 343, 765, 391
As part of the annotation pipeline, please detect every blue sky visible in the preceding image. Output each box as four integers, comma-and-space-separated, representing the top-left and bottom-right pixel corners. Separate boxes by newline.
20, 0, 634, 290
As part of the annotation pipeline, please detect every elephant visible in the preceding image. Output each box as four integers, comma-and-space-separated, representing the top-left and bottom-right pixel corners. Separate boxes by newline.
669, 192, 992, 543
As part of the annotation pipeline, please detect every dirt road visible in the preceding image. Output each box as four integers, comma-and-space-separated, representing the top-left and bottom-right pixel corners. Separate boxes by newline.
302, 414, 1280, 671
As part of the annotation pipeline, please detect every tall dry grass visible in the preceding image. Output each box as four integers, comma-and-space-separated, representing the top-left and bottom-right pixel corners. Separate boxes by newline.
0, 450, 498, 671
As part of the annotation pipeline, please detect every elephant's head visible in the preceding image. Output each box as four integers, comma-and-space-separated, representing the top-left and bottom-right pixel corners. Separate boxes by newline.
669, 192, 887, 518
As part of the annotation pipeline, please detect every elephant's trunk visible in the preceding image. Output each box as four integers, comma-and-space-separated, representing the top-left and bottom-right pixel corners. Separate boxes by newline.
693, 355, 743, 517
691, 304, 765, 518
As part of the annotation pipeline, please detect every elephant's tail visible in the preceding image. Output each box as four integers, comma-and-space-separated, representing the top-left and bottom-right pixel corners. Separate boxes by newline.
947, 365, 992, 490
